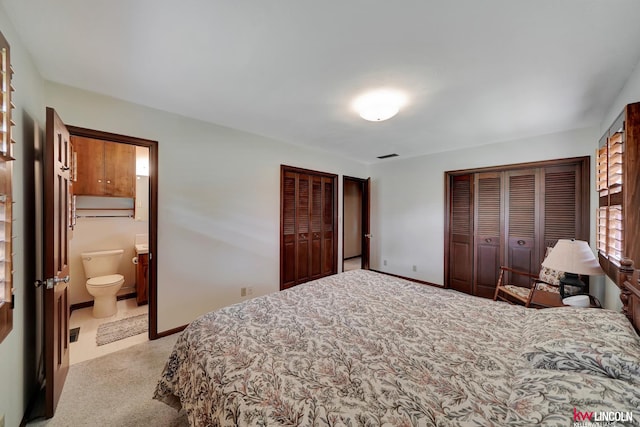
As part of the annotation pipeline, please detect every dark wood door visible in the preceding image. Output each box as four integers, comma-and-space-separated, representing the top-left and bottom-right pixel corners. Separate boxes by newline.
506, 169, 539, 284
449, 174, 473, 294
44, 107, 72, 418
474, 172, 503, 298
541, 164, 581, 253
446, 157, 590, 297
362, 178, 371, 269
281, 166, 337, 290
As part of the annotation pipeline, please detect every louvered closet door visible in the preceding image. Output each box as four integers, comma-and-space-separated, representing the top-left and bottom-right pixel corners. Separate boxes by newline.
506, 170, 539, 283
321, 177, 335, 276
281, 166, 337, 290
308, 176, 336, 280
310, 176, 323, 278
541, 165, 581, 258
445, 157, 589, 297
281, 171, 298, 288
449, 175, 473, 294
474, 173, 502, 298
297, 174, 311, 282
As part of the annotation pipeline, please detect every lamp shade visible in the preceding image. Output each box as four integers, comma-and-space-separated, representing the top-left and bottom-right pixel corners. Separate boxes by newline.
541, 239, 604, 276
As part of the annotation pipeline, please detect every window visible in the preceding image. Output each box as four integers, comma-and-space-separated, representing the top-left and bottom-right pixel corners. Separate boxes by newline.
597, 129, 624, 264
0, 30, 14, 343
597, 102, 640, 284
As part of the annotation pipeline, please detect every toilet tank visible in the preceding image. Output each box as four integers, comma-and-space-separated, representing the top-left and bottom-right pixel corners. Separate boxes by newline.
81, 249, 124, 278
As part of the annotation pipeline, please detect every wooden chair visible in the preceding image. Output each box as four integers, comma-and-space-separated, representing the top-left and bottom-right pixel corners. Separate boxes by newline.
493, 266, 562, 307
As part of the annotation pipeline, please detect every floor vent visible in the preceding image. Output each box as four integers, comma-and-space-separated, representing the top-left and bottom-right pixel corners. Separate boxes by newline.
70, 327, 80, 343
377, 153, 399, 159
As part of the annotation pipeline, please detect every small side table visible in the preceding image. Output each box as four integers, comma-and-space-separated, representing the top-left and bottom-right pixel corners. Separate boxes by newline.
530, 291, 601, 309
562, 294, 602, 308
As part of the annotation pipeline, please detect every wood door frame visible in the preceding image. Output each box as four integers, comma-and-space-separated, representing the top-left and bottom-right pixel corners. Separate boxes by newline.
342, 176, 371, 270
67, 125, 160, 339
280, 165, 338, 290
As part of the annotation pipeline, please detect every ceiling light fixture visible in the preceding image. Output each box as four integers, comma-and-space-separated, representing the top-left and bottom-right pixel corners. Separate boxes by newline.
353, 89, 407, 122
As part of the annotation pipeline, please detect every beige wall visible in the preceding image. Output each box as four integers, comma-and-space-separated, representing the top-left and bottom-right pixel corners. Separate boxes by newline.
0, 3, 46, 426
44, 81, 368, 333
369, 127, 606, 301
69, 217, 148, 304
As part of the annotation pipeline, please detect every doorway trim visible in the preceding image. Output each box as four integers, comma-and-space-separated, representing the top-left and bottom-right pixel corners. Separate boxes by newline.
67, 126, 160, 339
342, 176, 370, 271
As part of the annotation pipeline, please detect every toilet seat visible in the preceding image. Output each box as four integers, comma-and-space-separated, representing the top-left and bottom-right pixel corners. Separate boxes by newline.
87, 274, 124, 287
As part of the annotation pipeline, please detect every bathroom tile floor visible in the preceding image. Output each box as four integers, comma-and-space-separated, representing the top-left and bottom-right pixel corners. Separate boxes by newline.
69, 298, 149, 365
343, 256, 362, 271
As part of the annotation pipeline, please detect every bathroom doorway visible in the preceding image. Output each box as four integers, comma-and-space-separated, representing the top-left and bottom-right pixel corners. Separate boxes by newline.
66, 126, 158, 364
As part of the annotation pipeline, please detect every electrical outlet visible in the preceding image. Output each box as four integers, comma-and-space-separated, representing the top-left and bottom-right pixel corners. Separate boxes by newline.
240, 287, 247, 297
246, 287, 254, 296
383, 259, 387, 266
412, 265, 417, 272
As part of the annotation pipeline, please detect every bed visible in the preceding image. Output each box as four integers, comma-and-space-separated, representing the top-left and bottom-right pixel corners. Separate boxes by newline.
154, 269, 640, 426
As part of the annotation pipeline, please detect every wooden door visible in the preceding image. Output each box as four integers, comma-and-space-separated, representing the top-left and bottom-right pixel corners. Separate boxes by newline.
362, 178, 371, 269
44, 107, 72, 418
448, 174, 473, 294
280, 166, 337, 290
310, 175, 323, 279
473, 172, 503, 298
541, 164, 581, 253
506, 169, 539, 284
321, 176, 335, 276
105, 141, 135, 197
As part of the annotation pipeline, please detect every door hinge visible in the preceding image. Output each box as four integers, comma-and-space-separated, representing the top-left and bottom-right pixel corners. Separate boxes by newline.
10, 288, 14, 309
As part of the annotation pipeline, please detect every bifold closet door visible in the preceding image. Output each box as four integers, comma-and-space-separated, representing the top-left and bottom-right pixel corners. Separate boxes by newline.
309, 175, 336, 280
281, 166, 337, 290
541, 164, 582, 255
448, 175, 473, 294
446, 157, 589, 297
474, 173, 502, 298
506, 169, 539, 285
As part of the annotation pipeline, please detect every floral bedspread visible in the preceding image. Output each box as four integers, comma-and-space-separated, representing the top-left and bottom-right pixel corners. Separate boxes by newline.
154, 270, 640, 426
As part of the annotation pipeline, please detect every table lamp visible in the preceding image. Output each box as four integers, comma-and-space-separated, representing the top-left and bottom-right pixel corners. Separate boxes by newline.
541, 239, 604, 298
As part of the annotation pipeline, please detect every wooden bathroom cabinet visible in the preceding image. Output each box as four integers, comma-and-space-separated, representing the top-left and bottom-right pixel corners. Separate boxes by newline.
136, 253, 149, 305
72, 135, 135, 197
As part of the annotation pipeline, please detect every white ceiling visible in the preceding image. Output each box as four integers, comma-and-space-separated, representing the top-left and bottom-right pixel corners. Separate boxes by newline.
4, 0, 640, 164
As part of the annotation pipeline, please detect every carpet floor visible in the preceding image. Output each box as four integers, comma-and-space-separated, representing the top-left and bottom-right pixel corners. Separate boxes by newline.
28, 333, 188, 426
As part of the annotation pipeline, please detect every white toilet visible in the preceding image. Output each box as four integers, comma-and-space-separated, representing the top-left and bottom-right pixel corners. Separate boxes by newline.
81, 249, 125, 318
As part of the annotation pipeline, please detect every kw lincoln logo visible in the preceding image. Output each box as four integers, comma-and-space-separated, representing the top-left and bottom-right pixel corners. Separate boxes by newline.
573, 407, 634, 426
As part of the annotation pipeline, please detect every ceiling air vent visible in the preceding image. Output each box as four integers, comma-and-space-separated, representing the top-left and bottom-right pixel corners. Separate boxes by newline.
377, 153, 399, 159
